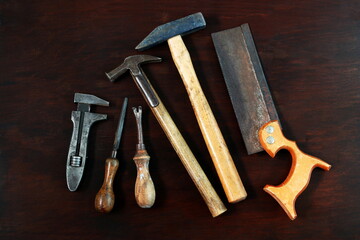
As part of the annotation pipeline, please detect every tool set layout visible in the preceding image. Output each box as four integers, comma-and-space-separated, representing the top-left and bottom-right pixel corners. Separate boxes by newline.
66, 12, 331, 220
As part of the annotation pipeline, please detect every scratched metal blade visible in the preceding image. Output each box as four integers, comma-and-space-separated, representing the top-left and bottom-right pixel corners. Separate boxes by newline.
113, 97, 128, 152
212, 23, 280, 155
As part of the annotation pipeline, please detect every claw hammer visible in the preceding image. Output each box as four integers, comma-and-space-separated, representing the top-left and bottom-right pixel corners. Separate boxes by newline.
106, 55, 226, 217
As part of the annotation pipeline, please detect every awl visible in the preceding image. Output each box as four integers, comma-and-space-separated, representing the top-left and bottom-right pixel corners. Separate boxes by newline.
212, 24, 331, 220
66, 93, 109, 192
95, 97, 128, 213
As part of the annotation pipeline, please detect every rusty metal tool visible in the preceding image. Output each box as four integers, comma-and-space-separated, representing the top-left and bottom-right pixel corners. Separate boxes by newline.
136, 12, 247, 203
106, 55, 226, 217
212, 23, 331, 220
66, 93, 109, 192
95, 97, 128, 213
132, 106, 155, 208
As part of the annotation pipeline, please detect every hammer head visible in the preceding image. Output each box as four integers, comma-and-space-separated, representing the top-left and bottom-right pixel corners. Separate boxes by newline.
106, 55, 162, 108
135, 12, 206, 51
106, 55, 161, 82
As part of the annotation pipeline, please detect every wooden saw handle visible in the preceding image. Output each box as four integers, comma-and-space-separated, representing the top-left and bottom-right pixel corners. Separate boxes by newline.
95, 158, 119, 213
151, 99, 227, 217
133, 149, 155, 208
167, 35, 247, 203
258, 120, 331, 220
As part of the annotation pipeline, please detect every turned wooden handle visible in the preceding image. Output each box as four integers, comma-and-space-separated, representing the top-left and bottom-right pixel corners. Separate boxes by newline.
95, 158, 119, 213
167, 35, 247, 203
259, 120, 331, 220
151, 99, 226, 217
133, 149, 155, 208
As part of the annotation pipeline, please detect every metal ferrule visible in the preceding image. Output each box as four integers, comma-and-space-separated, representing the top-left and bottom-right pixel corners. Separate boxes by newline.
132, 70, 159, 108
136, 143, 146, 150
111, 150, 118, 159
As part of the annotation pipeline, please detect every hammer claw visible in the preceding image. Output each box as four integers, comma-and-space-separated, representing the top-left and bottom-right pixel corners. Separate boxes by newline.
106, 55, 161, 108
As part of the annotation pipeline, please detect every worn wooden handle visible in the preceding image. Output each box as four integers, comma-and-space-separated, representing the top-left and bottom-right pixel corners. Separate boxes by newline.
133, 149, 155, 208
151, 99, 226, 217
95, 158, 119, 213
167, 35, 247, 203
259, 120, 331, 220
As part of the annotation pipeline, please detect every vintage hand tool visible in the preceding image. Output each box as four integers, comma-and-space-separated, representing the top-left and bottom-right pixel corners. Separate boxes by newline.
132, 106, 155, 208
136, 12, 247, 203
95, 97, 128, 213
106, 55, 226, 217
212, 24, 331, 220
66, 93, 109, 191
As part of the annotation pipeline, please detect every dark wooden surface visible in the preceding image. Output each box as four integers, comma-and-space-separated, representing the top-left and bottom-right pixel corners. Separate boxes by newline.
0, 1, 359, 239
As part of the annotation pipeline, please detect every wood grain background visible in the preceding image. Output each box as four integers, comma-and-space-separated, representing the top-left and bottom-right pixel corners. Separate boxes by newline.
0, 0, 359, 239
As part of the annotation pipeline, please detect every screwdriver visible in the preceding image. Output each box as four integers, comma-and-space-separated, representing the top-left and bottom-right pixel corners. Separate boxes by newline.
132, 106, 155, 208
95, 97, 128, 213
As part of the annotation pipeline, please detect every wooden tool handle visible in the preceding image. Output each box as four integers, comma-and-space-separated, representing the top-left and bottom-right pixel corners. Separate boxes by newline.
167, 35, 247, 203
151, 100, 227, 217
95, 158, 119, 213
259, 120, 331, 220
133, 149, 155, 208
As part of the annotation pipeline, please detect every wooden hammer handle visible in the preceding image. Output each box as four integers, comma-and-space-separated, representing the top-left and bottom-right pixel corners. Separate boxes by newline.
151, 100, 227, 217
133, 149, 156, 208
167, 35, 247, 203
94, 158, 119, 213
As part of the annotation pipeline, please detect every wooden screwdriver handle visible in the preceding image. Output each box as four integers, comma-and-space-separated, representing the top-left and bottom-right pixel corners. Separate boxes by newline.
167, 35, 247, 203
95, 158, 119, 213
133, 149, 155, 208
259, 120, 331, 220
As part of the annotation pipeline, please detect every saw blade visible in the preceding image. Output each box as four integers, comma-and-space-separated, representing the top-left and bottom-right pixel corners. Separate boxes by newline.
212, 23, 280, 155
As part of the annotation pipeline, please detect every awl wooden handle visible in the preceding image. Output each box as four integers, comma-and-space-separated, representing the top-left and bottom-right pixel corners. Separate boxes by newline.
152, 100, 227, 217
167, 35, 247, 203
259, 120, 331, 220
95, 158, 119, 213
133, 149, 156, 208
